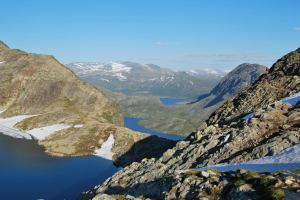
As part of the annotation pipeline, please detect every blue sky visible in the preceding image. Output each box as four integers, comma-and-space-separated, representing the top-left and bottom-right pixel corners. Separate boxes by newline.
0, 0, 299, 70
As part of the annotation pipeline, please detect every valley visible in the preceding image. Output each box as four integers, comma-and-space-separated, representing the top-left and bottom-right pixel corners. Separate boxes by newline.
70, 63, 266, 135
2, 1, 300, 200
1, 40, 299, 200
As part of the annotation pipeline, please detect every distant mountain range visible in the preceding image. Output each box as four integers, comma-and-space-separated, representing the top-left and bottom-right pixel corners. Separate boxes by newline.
105, 63, 267, 135
66, 61, 226, 99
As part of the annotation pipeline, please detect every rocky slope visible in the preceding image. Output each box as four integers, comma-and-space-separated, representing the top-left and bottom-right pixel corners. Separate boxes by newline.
80, 48, 300, 199
0, 41, 175, 166
81, 169, 300, 200
66, 62, 224, 99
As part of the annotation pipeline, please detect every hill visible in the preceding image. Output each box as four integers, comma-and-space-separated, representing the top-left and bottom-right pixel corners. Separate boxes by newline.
0, 41, 175, 166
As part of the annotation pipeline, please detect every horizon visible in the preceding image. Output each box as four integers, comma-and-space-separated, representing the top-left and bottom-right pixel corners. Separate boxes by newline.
1, 0, 300, 71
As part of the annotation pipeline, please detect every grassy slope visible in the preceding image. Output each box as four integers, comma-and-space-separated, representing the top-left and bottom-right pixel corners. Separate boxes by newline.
0, 43, 149, 159
106, 90, 223, 135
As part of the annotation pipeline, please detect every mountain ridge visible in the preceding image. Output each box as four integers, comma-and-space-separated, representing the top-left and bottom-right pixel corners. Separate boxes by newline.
66, 61, 225, 99
203, 63, 266, 108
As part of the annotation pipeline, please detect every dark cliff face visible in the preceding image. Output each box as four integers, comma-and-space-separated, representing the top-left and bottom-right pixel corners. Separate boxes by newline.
204, 63, 266, 107
80, 48, 300, 200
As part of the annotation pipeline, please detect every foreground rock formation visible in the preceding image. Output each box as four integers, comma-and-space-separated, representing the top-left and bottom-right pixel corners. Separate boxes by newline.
0, 41, 175, 166
82, 169, 300, 200
80, 48, 300, 199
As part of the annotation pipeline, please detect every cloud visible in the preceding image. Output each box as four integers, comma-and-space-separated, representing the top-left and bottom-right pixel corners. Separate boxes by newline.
154, 41, 169, 47
294, 27, 300, 32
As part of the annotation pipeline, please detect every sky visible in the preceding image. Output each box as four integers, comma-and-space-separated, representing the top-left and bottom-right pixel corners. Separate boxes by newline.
0, 0, 299, 71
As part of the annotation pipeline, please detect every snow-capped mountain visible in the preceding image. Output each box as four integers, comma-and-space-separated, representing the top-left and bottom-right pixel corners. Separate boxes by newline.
187, 68, 226, 78
66, 61, 224, 98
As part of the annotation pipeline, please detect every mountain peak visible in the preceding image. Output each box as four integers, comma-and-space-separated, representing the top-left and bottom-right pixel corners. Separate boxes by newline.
0, 41, 9, 51
270, 47, 300, 75
204, 63, 266, 107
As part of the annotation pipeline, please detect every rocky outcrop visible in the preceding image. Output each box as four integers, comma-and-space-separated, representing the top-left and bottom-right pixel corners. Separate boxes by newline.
207, 49, 300, 125
80, 48, 300, 199
0, 41, 175, 165
81, 169, 300, 200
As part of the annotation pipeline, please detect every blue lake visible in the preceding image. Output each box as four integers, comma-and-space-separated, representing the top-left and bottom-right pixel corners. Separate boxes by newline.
159, 97, 188, 106
0, 134, 118, 200
0, 117, 184, 200
124, 116, 185, 141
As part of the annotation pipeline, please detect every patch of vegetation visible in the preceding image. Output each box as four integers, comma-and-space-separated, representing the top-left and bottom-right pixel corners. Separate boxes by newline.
294, 169, 300, 175
102, 112, 114, 123
244, 170, 260, 181
259, 175, 276, 188
269, 188, 285, 200
183, 170, 201, 176
111, 194, 126, 200
233, 179, 247, 187
207, 168, 222, 176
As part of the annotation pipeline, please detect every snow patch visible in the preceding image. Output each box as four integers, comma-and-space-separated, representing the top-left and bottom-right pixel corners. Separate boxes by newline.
100, 78, 110, 82
242, 92, 300, 123
224, 134, 230, 143
114, 73, 127, 81
242, 112, 254, 122
94, 134, 114, 160
0, 108, 7, 114
0, 126, 32, 139
0, 61, 5, 65
74, 124, 83, 128
111, 62, 132, 73
197, 144, 300, 172
73, 62, 105, 74
188, 68, 225, 77
247, 144, 300, 164
0, 115, 73, 140
27, 124, 71, 140
0, 115, 36, 128
281, 92, 300, 106
0, 115, 35, 139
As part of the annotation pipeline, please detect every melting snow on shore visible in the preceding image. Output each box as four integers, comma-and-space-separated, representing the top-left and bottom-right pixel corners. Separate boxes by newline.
0, 115, 72, 140
27, 124, 71, 140
94, 134, 114, 160
197, 144, 300, 172
0, 115, 36, 128
0, 115, 35, 139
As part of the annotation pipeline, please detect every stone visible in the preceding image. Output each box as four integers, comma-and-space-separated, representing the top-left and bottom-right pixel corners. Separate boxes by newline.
200, 171, 210, 178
